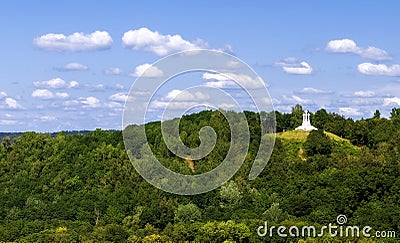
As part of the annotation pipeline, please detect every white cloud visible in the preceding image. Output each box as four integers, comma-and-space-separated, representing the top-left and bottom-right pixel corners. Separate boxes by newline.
339, 107, 362, 116
109, 92, 128, 102
283, 62, 312, 74
202, 72, 230, 81
326, 39, 359, 53
86, 83, 105, 91
276, 58, 313, 74
292, 95, 313, 104
165, 89, 210, 101
202, 72, 266, 89
0, 91, 7, 99
105, 102, 123, 109
326, 39, 391, 61
62, 100, 80, 109
149, 100, 199, 110
80, 96, 101, 108
217, 44, 234, 54
32, 90, 68, 100
104, 67, 123, 75
32, 89, 55, 99
57, 62, 88, 71
226, 60, 240, 69
297, 87, 332, 94
115, 84, 125, 90
0, 120, 17, 125
281, 95, 313, 105
69, 81, 79, 88
122, 27, 206, 56
33, 31, 113, 52
131, 64, 164, 78
357, 63, 400, 76
34, 78, 67, 89
383, 97, 400, 106
354, 90, 375, 97
55, 92, 69, 99
5, 98, 22, 109
40, 115, 57, 121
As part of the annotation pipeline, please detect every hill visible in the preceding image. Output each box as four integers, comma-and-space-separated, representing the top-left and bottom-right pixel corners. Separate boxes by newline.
0, 110, 399, 242
276, 130, 360, 161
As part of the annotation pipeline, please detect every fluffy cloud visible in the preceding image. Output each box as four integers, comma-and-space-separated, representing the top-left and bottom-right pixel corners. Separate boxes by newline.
4, 98, 23, 109
32, 89, 54, 99
166, 89, 210, 101
69, 81, 79, 88
291, 95, 313, 104
131, 64, 164, 78
34, 78, 79, 89
284, 62, 312, 75
276, 58, 313, 74
339, 107, 362, 116
281, 95, 313, 105
105, 102, 123, 109
109, 92, 128, 102
55, 92, 69, 99
354, 90, 375, 97
357, 63, 400, 76
202, 72, 266, 89
122, 27, 206, 56
56, 62, 88, 71
383, 97, 400, 106
32, 89, 69, 99
297, 87, 332, 94
0, 91, 7, 99
104, 67, 123, 75
80, 97, 101, 108
34, 78, 66, 89
326, 39, 391, 61
33, 31, 113, 52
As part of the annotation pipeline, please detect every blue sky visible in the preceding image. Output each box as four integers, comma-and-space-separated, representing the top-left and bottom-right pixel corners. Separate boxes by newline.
1, 1, 400, 131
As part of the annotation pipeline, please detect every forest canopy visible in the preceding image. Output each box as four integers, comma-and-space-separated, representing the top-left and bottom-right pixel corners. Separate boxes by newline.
0, 105, 399, 242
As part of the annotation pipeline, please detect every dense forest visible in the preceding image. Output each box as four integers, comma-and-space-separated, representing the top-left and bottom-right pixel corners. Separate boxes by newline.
0, 105, 399, 242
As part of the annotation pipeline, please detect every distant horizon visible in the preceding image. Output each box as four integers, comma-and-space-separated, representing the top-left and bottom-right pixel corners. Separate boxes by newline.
0, 106, 395, 133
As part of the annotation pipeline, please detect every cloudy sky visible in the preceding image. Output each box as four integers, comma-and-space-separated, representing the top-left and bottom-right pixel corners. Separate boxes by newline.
1, 1, 400, 131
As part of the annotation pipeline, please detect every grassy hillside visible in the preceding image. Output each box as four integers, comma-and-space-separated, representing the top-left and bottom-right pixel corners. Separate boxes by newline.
276, 130, 360, 161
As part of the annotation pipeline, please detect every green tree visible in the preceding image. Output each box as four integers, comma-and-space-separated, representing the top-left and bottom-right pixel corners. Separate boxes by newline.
390, 107, 400, 120
263, 202, 290, 223
174, 203, 202, 224
290, 104, 304, 129
220, 181, 242, 207
196, 220, 251, 242
373, 109, 381, 119
303, 130, 332, 156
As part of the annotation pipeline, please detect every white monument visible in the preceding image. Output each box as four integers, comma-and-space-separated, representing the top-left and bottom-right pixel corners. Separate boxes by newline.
295, 110, 317, 131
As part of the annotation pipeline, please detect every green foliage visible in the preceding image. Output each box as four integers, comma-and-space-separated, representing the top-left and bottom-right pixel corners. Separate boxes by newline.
196, 220, 251, 242
303, 130, 332, 156
290, 104, 304, 129
0, 109, 400, 241
220, 180, 243, 207
262, 202, 290, 223
174, 203, 202, 223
